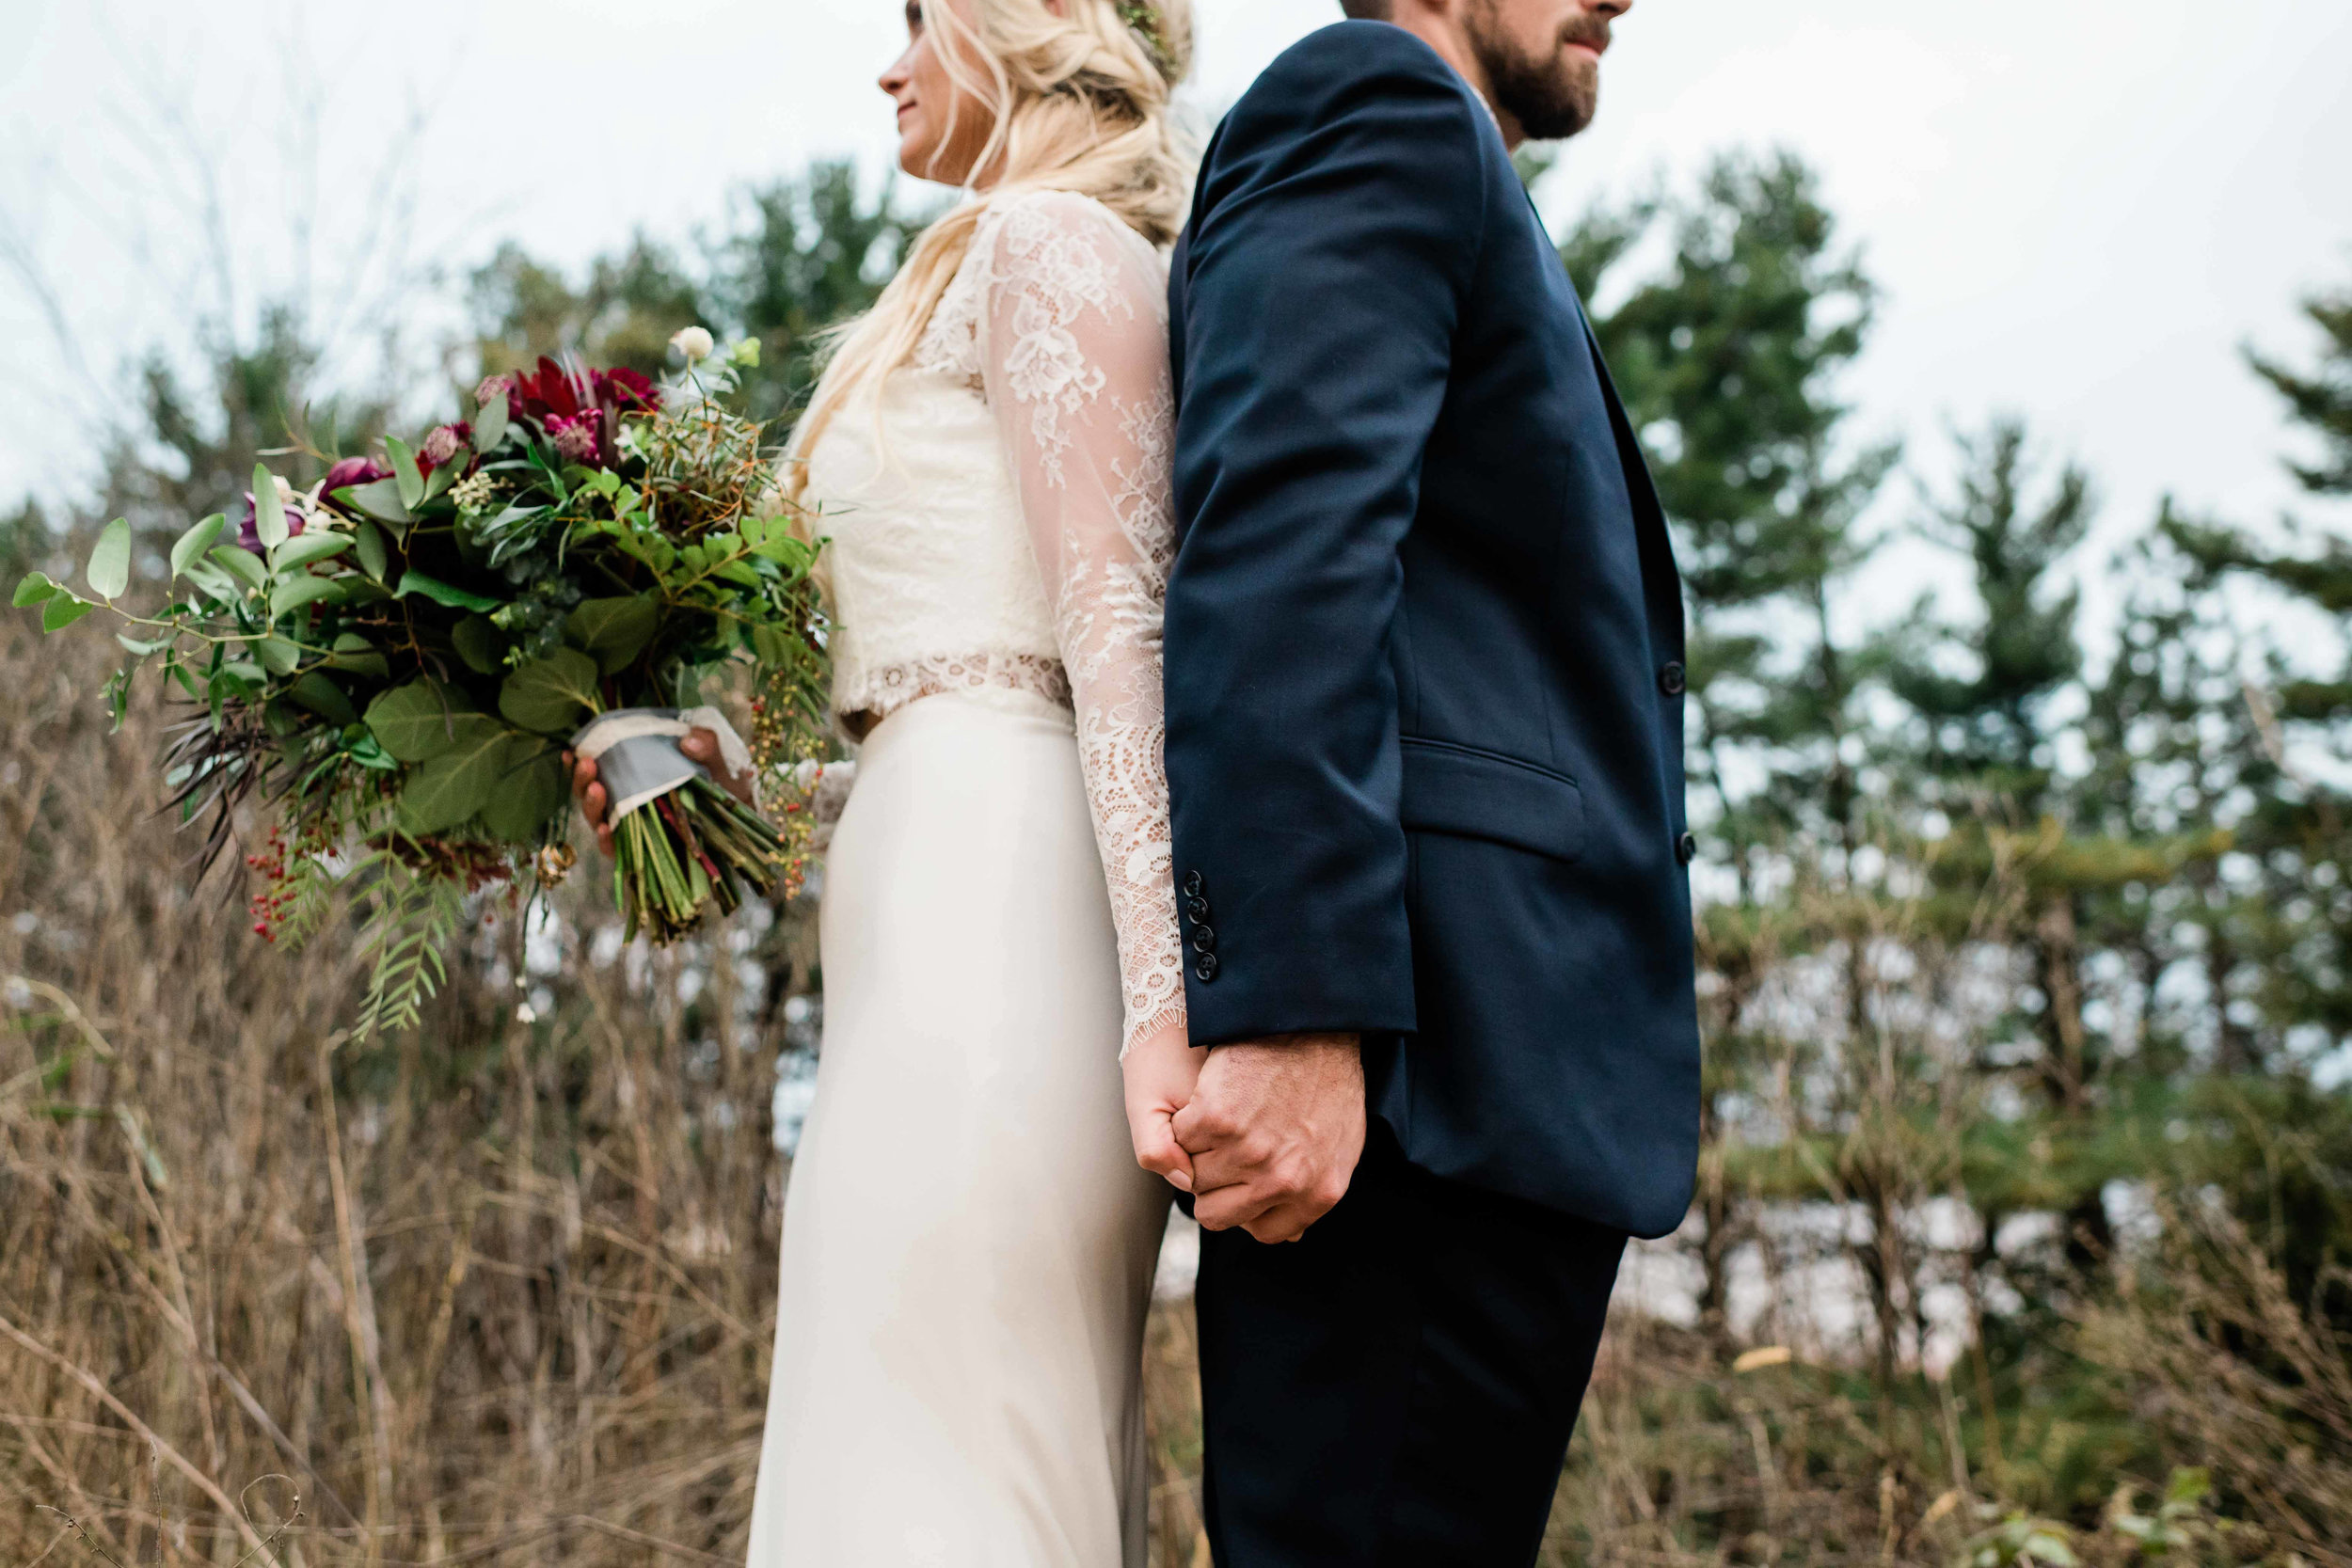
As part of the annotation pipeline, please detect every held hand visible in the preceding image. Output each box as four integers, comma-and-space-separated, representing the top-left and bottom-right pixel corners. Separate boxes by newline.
1122, 1022, 1207, 1194
1173, 1033, 1365, 1244
563, 726, 755, 860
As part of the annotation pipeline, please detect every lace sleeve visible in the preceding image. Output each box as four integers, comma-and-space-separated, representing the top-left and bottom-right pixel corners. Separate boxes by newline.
974, 190, 1187, 1057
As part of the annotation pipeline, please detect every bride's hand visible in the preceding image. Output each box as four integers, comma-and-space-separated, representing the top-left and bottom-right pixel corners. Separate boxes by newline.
563, 727, 755, 859
1122, 1022, 1206, 1194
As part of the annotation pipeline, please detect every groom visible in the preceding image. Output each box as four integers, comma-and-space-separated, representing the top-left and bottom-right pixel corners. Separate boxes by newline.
1154, 0, 1698, 1560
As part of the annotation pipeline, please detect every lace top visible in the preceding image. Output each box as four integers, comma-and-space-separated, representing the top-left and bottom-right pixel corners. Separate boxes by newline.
803, 189, 1186, 1056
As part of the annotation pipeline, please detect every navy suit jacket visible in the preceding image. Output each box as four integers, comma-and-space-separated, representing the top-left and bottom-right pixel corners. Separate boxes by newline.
1163, 21, 1700, 1238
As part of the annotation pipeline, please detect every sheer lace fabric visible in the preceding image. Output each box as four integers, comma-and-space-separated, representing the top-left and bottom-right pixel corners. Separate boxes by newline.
803, 189, 1186, 1054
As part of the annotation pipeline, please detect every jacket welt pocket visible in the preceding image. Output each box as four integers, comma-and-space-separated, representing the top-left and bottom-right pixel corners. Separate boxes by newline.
1398, 736, 1585, 864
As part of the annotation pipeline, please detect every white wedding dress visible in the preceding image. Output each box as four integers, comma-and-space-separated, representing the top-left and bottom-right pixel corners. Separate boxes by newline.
743, 189, 1185, 1566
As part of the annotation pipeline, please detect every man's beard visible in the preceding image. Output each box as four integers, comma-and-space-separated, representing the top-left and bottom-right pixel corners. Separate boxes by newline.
1467, 0, 1602, 141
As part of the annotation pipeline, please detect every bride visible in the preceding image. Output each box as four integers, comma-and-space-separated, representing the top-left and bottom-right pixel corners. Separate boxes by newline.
575, 0, 1200, 1560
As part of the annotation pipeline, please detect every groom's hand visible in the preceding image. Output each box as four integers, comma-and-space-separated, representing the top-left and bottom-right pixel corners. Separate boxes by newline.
1173, 1034, 1365, 1244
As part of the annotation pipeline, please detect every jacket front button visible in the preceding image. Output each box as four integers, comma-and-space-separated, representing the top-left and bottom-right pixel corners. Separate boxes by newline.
1660, 661, 1687, 697
1183, 870, 1205, 898
1676, 832, 1698, 866
1195, 953, 1220, 982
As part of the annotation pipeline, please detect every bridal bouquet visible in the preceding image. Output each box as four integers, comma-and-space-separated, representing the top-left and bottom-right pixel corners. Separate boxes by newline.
15, 331, 833, 1036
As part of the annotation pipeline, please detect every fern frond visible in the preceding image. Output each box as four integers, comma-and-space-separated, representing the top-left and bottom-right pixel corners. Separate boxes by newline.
349, 867, 467, 1041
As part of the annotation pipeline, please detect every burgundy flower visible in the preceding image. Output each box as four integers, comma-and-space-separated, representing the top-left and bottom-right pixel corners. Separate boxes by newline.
417, 422, 472, 475
322, 456, 392, 495
499, 356, 657, 467
596, 366, 659, 413
233, 486, 308, 552
546, 413, 601, 464
508, 356, 587, 422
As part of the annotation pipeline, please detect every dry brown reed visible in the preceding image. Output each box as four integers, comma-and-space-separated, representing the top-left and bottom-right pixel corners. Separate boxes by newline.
5, 604, 2345, 1568
1, 611, 801, 1564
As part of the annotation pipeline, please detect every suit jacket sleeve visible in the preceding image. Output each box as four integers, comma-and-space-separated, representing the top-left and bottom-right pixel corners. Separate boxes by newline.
1164, 24, 1492, 1046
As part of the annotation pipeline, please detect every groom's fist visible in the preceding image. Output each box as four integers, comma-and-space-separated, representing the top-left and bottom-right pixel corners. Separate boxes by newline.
1173, 1034, 1365, 1244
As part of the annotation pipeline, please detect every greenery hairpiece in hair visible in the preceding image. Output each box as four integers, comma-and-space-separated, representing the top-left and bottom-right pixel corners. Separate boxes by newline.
1116, 0, 1172, 70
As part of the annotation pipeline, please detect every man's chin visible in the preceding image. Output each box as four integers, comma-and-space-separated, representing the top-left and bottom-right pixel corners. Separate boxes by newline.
1489, 57, 1598, 142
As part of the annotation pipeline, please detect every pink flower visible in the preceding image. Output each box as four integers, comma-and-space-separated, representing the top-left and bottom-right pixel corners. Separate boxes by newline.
475, 374, 511, 408
322, 456, 392, 496
418, 423, 471, 475
547, 413, 601, 464
233, 486, 307, 552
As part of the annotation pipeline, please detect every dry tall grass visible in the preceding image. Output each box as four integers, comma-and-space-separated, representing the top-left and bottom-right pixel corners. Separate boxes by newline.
5, 607, 2346, 1568
2, 612, 801, 1563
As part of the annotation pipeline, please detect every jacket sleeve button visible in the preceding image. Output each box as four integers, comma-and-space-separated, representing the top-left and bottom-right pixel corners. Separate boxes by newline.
1191, 925, 1216, 954
1194, 953, 1220, 982
1660, 661, 1687, 697
1676, 832, 1698, 865
1182, 870, 1205, 898
1186, 896, 1212, 925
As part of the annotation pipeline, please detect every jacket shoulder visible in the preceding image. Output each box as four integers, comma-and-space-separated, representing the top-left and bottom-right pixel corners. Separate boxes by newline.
1210, 22, 1493, 195
1256, 20, 1469, 95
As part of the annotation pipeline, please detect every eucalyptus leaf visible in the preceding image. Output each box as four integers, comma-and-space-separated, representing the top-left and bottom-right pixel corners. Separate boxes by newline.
499, 648, 602, 734
563, 594, 660, 674
118, 631, 174, 656
287, 671, 359, 727
269, 575, 339, 619
386, 436, 425, 509
252, 464, 289, 549
394, 571, 501, 613
365, 680, 492, 763
171, 515, 227, 578
472, 392, 509, 453
210, 546, 269, 594
180, 562, 239, 603
42, 594, 94, 633
395, 721, 513, 834
274, 531, 353, 570
326, 634, 391, 679
478, 735, 567, 844
452, 615, 505, 675
255, 637, 302, 676
86, 517, 132, 599
353, 518, 388, 580
12, 572, 58, 608
345, 479, 414, 529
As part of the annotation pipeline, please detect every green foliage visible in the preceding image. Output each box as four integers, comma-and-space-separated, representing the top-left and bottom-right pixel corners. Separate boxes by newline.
2247, 283, 2352, 499
499, 649, 601, 733
347, 859, 467, 1041
1892, 418, 2095, 814
1549, 153, 2352, 1549
0, 497, 43, 583
1569, 150, 1901, 871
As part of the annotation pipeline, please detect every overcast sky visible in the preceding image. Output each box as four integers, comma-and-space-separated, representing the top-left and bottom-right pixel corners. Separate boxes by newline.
4, 0, 2349, 627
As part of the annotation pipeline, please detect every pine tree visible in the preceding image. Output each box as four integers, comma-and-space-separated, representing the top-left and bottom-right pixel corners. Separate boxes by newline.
1561, 150, 1900, 1354
1893, 419, 2093, 819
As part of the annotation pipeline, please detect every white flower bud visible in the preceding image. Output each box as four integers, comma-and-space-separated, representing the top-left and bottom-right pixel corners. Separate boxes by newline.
671, 325, 716, 364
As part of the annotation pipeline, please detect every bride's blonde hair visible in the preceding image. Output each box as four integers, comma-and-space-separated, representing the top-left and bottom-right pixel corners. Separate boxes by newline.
787, 0, 1194, 503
